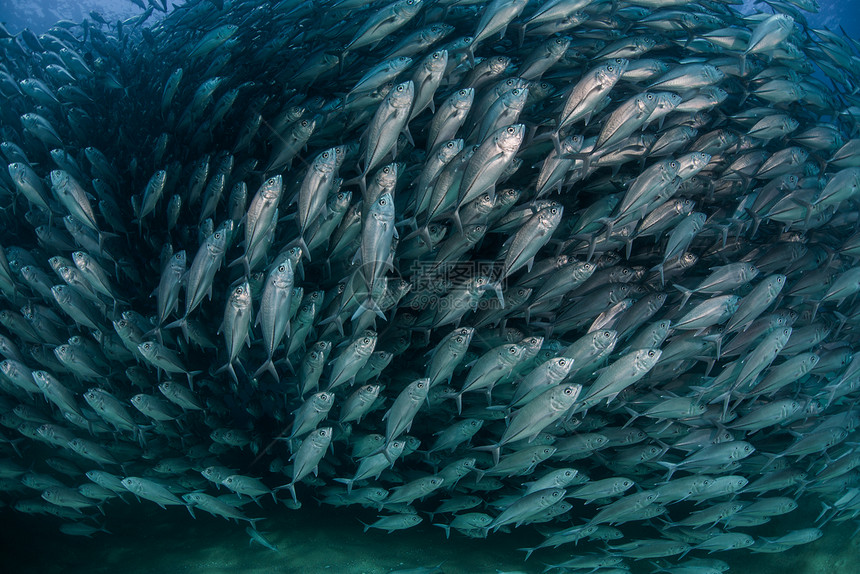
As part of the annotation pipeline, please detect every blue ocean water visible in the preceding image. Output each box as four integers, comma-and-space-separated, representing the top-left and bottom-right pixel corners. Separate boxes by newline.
1, 1, 858, 48
1, 2, 860, 574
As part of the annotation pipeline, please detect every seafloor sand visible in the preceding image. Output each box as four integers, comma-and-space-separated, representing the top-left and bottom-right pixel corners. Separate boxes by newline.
1, 498, 856, 574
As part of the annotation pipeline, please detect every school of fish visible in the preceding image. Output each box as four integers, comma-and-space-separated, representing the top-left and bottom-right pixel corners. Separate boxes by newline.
1, 0, 860, 571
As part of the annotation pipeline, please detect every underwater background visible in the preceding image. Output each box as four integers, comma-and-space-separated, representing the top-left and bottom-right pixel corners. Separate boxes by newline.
4, 499, 860, 574
2, 1, 860, 573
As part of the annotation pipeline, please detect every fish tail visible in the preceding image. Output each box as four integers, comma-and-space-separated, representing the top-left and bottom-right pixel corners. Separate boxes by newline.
252, 358, 279, 383
451, 205, 464, 234
248, 517, 265, 529
296, 236, 311, 263
454, 392, 463, 415
395, 214, 418, 233
186, 369, 203, 389
548, 129, 564, 157
809, 300, 820, 321
164, 316, 190, 342
585, 232, 597, 262
215, 362, 238, 386
143, 326, 163, 343
758, 452, 780, 472
520, 547, 536, 562
672, 283, 693, 309
815, 501, 833, 525
351, 295, 385, 323
491, 279, 505, 308
432, 522, 451, 539
656, 460, 679, 481
477, 278, 505, 309
515, 22, 526, 49
598, 215, 615, 239
621, 407, 640, 429
472, 443, 501, 466
227, 254, 246, 271
278, 352, 296, 375
333, 477, 354, 494
655, 263, 666, 287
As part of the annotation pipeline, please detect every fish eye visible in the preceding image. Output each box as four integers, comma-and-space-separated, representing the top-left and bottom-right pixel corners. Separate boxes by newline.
215, 232, 222, 239
459, 90, 467, 96
564, 388, 573, 395
278, 265, 286, 272
363, 338, 370, 344
607, 65, 613, 72
509, 347, 517, 353
337, 192, 346, 200
455, 336, 463, 343
648, 350, 655, 356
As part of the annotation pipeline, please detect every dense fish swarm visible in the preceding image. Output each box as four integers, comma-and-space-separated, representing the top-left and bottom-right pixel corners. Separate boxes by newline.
1, 0, 860, 570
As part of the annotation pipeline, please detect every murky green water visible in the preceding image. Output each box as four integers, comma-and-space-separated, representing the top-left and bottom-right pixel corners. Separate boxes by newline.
3, 500, 857, 574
